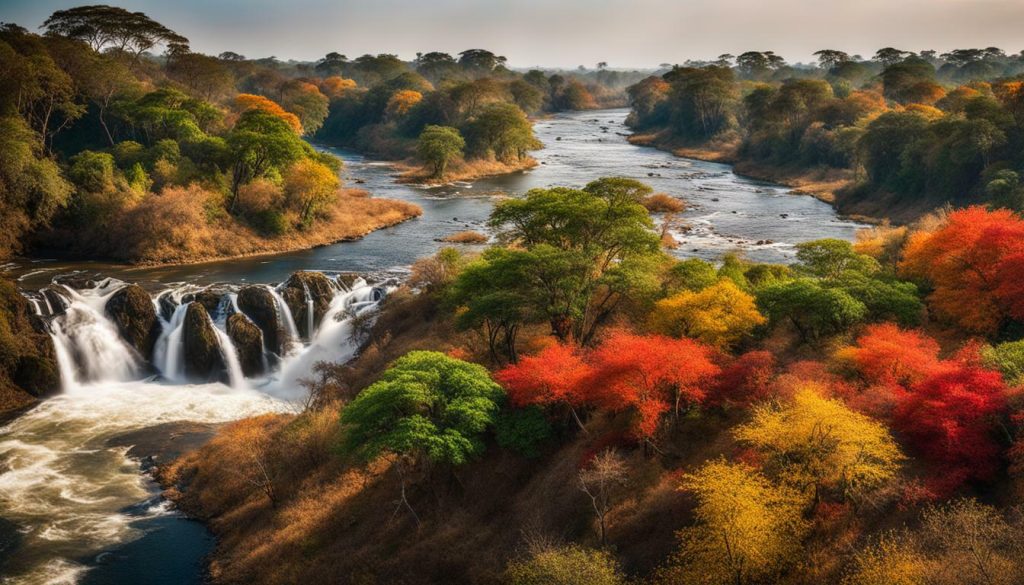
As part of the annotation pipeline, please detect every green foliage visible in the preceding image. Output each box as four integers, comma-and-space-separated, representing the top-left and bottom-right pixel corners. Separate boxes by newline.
465, 103, 540, 163
68, 150, 116, 193
339, 351, 504, 466
981, 340, 1024, 386
227, 109, 308, 204
665, 258, 719, 293
493, 405, 553, 458
505, 545, 626, 585
417, 125, 465, 177
757, 278, 867, 342
795, 239, 880, 279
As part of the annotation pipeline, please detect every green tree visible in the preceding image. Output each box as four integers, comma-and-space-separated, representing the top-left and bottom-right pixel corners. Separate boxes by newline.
338, 351, 504, 466
226, 109, 307, 210
416, 125, 465, 177
464, 103, 540, 162
486, 178, 661, 341
795, 239, 880, 279
43, 5, 189, 62
757, 278, 867, 342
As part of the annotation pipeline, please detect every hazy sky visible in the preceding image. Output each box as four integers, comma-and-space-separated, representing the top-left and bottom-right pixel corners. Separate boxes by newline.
3, 0, 1023, 68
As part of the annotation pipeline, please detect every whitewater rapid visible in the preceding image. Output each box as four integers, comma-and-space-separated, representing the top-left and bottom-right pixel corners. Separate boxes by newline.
0, 275, 386, 584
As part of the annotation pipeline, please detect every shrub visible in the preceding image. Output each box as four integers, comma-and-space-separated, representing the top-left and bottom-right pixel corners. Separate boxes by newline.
504, 545, 626, 585
494, 405, 553, 458
642, 193, 686, 213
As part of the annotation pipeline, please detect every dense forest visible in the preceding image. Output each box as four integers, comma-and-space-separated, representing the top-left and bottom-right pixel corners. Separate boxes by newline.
626, 48, 1024, 220
165, 178, 1024, 584
0, 5, 644, 264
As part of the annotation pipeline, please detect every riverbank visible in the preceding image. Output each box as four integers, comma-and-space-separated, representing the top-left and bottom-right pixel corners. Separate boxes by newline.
33, 193, 422, 268
627, 132, 885, 224
395, 157, 538, 186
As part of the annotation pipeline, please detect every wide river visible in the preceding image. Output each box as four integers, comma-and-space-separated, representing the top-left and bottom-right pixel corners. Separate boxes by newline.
8, 108, 864, 289
0, 109, 865, 585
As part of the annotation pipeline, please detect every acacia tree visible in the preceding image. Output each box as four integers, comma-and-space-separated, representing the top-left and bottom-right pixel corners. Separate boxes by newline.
226, 109, 307, 209
486, 178, 661, 342
43, 5, 189, 62
416, 125, 464, 178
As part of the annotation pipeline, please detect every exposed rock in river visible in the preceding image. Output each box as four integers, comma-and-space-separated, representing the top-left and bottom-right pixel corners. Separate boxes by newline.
237, 286, 286, 356
281, 271, 335, 340
182, 302, 225, 383
105, 284, 160, 359
227, 313, 264, 377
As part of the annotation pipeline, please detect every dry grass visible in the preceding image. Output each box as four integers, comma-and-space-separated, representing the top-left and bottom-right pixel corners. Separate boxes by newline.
441, 230, 488, 244
74, 187, 422, 265
398, 157, 538, 186
643, 193, 686, 214
732, 161, 855, 206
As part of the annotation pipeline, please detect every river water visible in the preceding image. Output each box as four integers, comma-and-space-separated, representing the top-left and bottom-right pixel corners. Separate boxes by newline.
7, 108, 864, 290
0, 109, 865, 584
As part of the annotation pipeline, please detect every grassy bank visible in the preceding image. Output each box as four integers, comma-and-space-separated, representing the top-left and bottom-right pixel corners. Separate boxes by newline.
396, 157, 538, 186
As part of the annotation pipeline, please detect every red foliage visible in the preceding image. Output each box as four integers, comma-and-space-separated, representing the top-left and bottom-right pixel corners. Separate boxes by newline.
711, 350, 777, 406
900, 206, 1024, 333
894, 361, 1009, 493
496, 331, 720, 442
495, 344, 592, 408
844, 323, 942, 386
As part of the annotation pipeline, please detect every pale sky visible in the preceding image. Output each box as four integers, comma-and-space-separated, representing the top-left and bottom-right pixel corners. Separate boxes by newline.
2, 0, 1023, 68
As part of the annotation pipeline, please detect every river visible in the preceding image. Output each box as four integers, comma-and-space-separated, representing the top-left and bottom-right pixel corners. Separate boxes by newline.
0, 108, 865, 584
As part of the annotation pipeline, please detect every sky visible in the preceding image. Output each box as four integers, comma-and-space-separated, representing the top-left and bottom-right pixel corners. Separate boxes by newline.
2, 0, 1023, 69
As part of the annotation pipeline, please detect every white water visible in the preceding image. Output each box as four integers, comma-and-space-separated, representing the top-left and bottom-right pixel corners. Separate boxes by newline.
0, 275, 385, 584
266, 285, 301, 356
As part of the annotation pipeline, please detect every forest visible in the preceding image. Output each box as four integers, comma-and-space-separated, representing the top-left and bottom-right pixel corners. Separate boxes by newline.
626, 48, 1024, 221
4, 3, 1024, 585
0, 6, 643, 264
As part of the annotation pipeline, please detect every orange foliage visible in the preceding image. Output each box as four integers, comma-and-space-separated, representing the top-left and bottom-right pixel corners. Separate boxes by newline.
386, 90, 423, 118
233, 93, 303, 134
838, 323, 941, 387
900, 206, 1024, 334
496, 344, 593, 409
320, 76, 357, 98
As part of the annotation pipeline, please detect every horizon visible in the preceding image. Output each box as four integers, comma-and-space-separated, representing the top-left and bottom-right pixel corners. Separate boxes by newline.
3, 0, 1024, 68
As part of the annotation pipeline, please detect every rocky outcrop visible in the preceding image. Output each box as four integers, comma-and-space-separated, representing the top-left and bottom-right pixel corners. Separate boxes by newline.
281, 271, 335, 340
237, 286, 286, 356
105, 284, 160, 358
0, 279, 59, 413
182, 289, 224, 316
227, 313, 264, 377
182, 302, 225, 383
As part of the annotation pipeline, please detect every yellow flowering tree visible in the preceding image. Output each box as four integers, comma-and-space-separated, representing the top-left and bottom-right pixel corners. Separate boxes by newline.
734, 385, 903, 506
647, 279, 765, 349
656, 460, 807, 585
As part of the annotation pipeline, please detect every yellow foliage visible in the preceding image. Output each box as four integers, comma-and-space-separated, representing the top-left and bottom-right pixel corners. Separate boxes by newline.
854, 222, 908, 271
842, 535, 928, 585
734, 385, 903, 503
656, 460, 807, 585
283, 159, 340, 223
320, 76, 357, 98
648, 279, 765, 349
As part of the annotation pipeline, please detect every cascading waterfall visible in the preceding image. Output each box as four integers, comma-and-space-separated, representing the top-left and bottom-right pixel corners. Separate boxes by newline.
301, 279, 315, 342
3, 271, 387, 583
267, 284, 301, 355
47, 283, 142, 390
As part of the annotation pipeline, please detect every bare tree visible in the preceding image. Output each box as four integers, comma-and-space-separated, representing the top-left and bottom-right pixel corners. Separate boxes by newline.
578, 449, 629, 546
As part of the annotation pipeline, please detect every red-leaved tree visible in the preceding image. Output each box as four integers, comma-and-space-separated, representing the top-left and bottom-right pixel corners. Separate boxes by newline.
711, 350, 777, 406
496, 343, 593, 431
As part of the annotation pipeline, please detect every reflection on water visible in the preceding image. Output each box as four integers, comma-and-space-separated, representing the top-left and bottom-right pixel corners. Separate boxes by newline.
6, 109, 865, 290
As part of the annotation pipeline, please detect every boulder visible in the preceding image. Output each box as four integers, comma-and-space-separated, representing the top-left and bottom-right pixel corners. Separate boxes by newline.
227, 313, 264, 377
0, 278, 59, 413
182, 289, 224, 316
182, 302, 225, 383
282, 271, 336, 340
237, 286, 286, 356
105, 284, 160, 359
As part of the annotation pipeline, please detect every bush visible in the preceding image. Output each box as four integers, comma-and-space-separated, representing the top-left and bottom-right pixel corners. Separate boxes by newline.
505, 545, 626, 585
494, 405, 553, 458
642, 193, 686, 213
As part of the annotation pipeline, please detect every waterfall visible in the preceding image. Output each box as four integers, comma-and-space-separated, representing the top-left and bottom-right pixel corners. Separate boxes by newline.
270, 278, 385, 398
301, 279, 315, 341
153, 303, 189, 382
266, 284, 301, 355
48, 284, 141, 390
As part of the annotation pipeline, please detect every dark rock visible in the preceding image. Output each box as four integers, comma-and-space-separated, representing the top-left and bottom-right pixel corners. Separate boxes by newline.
282, 271, 335, 340
182, 303, 225, 383
51, 274, 96, 289
227, 313, 264, 377
182, 289, 223, 316
237, 286, 287, 355
40, 287, 70, 316
0, 279, 59, 412
157, 293, 178, 322
105, 284, 160, 359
